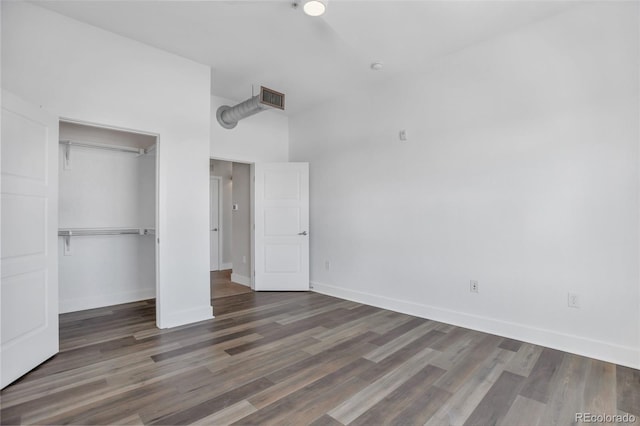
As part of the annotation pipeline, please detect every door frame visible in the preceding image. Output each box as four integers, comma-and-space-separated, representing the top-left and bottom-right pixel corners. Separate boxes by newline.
210, 176, 222, 271
210, 157, 254, 289
58, 117, 162, 325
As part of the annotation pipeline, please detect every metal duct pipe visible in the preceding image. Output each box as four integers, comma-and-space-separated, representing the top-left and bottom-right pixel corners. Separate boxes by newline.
216, 95, 266, 130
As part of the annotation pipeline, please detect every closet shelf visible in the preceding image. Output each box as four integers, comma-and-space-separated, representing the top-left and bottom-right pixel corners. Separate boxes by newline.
59, 139, 145, 154
59, 139, 155, 170
59, 228, 156, 255
58, 228, 157, 237
58, 228, 142, 237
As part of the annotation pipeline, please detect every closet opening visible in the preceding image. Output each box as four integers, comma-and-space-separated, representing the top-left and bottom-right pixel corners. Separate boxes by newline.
58, 120, 159, 323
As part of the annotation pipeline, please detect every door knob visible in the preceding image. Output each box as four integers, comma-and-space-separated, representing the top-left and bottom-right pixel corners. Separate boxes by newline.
298, 231, 308, 235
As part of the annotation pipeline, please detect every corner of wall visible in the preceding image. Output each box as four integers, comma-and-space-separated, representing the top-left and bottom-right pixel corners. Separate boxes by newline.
158, 305, 214, 329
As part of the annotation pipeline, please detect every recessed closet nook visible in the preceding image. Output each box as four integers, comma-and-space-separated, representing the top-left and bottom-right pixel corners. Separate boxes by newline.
58, 121, 157, 314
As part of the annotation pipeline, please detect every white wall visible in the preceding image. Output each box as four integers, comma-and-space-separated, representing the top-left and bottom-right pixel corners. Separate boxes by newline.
58, 235, 155, 312
2, 2, 212, 328
231, 162, 251, 286
59, 149, 144, 230
139, 152, 157, 230
210, 95, 289, 163
210, 159, 232, 268
290, 3, 640, 368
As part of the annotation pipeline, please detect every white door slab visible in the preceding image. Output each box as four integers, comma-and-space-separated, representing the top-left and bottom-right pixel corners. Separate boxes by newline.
1, 91, 59, 388
252, 163, 309, 291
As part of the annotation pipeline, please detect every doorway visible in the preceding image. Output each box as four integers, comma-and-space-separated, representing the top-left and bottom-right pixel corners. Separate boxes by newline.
58, 120, 159, 317
209, 159, 252, 302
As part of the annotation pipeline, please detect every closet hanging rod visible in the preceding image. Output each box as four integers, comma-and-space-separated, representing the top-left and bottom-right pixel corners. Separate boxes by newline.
58, 228, 142, 237
59, 139, 145, 155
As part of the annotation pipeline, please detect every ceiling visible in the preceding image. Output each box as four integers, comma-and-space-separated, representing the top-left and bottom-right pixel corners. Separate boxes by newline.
33, 0, 578, 115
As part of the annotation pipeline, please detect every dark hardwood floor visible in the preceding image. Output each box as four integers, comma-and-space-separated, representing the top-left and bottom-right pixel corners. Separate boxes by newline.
211, 270, 252, 299
1, 291, 638, 425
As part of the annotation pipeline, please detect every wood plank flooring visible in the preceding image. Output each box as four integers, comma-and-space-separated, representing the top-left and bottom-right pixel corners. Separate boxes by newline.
211, 270, 252, 299
1, 291, 638, 425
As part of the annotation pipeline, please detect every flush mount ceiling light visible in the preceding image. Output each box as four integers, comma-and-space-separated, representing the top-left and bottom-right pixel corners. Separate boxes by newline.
303, 0, 326, 16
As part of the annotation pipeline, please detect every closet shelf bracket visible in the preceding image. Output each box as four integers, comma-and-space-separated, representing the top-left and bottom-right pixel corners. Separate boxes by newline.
63, 142, 72, 170
144, 143, 157, 155
63, 234, 72, 256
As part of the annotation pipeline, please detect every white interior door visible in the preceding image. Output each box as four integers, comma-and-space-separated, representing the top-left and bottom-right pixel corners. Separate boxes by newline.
252, 162, 309, 291
1, 91, 59, 388
210, 177, 220, 271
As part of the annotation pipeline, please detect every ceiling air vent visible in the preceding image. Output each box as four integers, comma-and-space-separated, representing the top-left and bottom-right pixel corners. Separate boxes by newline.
260, 86, 285, 110
217, 86, 285, 130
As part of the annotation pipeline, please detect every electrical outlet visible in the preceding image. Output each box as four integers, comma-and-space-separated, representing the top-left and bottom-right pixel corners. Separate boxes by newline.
568, 293, 580, 308
242, 255, 247, 264
470, 280, 479, 293
324, 260, 331, 270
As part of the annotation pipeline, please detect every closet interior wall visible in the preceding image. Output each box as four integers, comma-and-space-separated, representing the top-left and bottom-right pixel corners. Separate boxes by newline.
58, 121, 157, 313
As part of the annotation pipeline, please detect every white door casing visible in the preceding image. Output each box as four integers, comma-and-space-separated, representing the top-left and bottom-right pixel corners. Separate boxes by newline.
252, 163, 309, 291
1, 91, 59, 388
210, 177, 220, 271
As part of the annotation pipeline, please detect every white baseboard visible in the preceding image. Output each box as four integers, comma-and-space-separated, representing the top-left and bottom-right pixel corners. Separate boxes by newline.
211, 263, 233, 272
231, 273, 251, 287
60, 288, 155, 314
310, 281, 640, 370
158, 305, 214, 329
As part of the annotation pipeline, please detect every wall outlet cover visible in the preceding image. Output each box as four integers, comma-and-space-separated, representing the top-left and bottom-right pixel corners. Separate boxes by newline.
568, 293, 580, 308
